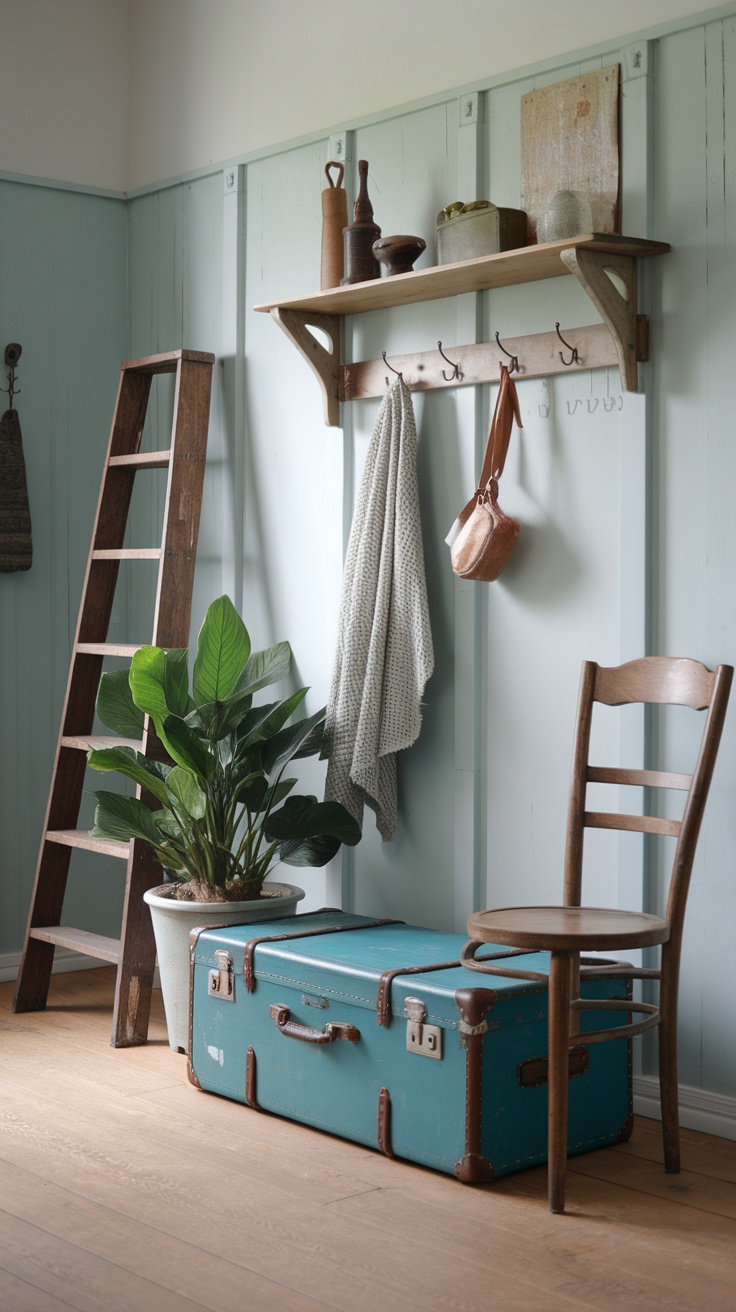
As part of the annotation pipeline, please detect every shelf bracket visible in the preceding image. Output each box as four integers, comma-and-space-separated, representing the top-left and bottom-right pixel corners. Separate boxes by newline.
560, 248, 640, 392
271, 308, 342, 426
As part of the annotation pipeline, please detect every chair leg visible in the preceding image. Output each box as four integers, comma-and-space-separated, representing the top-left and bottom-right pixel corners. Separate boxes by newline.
658, 956, 681, 1173
547, 950, 573, 1213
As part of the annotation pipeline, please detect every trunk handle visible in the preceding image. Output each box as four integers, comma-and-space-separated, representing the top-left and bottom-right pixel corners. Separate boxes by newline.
269, 1003, 360, 1045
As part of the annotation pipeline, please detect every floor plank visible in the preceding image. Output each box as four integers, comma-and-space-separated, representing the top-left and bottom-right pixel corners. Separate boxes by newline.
2, 969, 736, 1312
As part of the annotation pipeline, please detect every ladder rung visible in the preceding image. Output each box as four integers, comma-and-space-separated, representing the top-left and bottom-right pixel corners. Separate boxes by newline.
61, 735, 144, 753
123, 349, 215, 375
108, 451, 171, 469
46, 829, 131, 859
76, 643, 141, 658
92, 548, 163, 561
29, 926, 121, 963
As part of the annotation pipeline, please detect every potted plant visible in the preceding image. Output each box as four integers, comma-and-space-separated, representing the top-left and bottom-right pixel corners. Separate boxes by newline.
87, 595, 361, 1051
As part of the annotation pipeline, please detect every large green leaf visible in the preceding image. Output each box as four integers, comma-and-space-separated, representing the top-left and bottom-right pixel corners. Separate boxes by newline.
166, 766, 206, 820
163, 647, 193, 718
128, 646, 172, 732
192, 596, 250, 705
90, 791, 162, 847
162, 715, 214, 779
238, 775, 296, 813
292, 717, 327, 760
233, 641, 291, 697
95, 669, 144, 738
277, 833, 344, 867
253, 689, 309, 742
261, 708, 327, 775
86, 746, 171, 806
264, 796, 362, 846
188, 685, 262, 743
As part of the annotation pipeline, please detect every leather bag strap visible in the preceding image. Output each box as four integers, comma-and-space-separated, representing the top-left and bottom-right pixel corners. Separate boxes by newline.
477, 365, 522, 490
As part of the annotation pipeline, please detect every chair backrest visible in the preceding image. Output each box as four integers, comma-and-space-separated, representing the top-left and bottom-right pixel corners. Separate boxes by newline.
563, 657, 732, 942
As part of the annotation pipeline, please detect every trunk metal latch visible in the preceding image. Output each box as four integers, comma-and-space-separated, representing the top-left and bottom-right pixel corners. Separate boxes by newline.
404, 996, 442, 1059
208, 949, 235, 1001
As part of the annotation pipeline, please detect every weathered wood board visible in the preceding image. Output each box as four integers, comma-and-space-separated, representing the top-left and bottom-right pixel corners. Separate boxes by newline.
521, 65, 620, 242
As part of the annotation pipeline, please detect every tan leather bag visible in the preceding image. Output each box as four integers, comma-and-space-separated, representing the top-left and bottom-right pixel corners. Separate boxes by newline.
447, 365, 522, 581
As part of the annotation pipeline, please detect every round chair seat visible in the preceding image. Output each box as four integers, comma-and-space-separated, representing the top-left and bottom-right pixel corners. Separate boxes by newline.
467, 905, 670, 952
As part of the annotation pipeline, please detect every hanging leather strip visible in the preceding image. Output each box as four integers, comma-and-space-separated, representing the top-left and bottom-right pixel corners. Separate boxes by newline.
245, 1046, 260, 1110
377, 1087, 396, 1158
376, 946, 534, 1026
453, 988, 497, 1183
242, 914, 402, 991
376, 960, 461, 1026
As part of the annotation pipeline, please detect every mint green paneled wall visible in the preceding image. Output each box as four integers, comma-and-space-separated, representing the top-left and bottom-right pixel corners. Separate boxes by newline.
122, 17, 736, 1114
4, 10, 736, 1119
128, 174, 226, 637
0, 180, 127, 958
651, 15, 736, 1094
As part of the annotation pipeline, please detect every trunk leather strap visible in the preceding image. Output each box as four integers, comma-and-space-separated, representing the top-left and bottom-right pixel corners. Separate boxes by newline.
242, 913, 402, 991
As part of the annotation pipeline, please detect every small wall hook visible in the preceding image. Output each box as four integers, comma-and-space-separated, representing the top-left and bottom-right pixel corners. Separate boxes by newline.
555, 323, 579, 367
437, 341, 462, 382
382, 351, 403, 385
2, 342, 22, 408
495, 332, 519, 374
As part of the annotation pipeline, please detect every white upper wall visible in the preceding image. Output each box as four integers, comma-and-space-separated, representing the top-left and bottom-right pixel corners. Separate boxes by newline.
0, 0, 729, 192
1, 0, 129, 192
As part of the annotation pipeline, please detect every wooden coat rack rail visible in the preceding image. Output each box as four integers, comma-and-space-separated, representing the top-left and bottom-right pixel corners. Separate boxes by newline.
254, 235, 669, 426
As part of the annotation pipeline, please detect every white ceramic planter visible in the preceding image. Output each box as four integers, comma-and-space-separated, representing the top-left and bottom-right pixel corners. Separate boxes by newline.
143, 881, 305, 1054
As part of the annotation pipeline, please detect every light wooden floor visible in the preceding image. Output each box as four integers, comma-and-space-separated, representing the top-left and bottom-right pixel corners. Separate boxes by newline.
2, 969, 736, 1312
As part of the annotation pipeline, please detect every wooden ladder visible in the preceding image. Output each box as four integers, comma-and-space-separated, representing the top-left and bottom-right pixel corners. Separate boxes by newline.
13, 348, 215, 1047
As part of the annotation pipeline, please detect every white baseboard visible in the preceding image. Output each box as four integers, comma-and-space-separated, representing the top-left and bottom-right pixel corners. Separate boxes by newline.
0, 948, 111, 984
634, 1074, 736, 1142
0, 950, 160, 989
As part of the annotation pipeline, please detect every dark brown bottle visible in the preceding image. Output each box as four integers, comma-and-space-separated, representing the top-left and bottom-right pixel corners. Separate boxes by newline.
341, 160, 381, 285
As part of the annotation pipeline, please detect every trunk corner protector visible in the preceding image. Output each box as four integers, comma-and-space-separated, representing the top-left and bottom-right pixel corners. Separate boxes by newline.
616, 1110, 635, 1144
454, 1153, 496, 1184
186, 1058, 202, 1090
454, 987, 498, 1029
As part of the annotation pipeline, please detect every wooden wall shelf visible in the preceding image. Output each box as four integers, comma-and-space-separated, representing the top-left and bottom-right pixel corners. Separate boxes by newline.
253, 235, 669, 426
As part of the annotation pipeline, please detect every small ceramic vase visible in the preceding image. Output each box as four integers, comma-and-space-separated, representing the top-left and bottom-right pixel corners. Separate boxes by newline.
372, 234, 426, 276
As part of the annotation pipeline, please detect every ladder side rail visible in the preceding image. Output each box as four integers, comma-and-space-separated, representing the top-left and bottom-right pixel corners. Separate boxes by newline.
150, 355, 213, 647
112, 354, 214, 1046
13, 369, 153, 1013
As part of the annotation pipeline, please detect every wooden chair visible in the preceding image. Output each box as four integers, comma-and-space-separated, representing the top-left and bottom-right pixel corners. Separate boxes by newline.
462, 657, 733, 1213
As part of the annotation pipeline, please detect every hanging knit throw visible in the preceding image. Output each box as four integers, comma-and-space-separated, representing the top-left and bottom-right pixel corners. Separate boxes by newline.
322, 377, 434, 841
0, 407, 33, 571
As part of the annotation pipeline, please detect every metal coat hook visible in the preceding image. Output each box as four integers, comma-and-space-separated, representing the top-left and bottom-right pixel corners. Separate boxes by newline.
495, 332, 519, 374
555, 323, 579, 367
437, 341, 462, 382
382, 351, 403, 385
2, 342, 22, 408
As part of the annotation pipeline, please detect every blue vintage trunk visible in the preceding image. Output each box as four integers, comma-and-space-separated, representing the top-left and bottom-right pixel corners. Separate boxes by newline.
188, 910, 631, 1181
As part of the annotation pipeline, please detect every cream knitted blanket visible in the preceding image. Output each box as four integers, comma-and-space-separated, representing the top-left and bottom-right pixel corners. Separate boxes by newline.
323, 377, 434, 840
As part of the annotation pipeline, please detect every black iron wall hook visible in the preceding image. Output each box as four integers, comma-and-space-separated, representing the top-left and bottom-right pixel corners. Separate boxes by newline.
382, 351, 403, 384
437, 341, 462, 382
555, 323, 579, 366
495, 332, 519, 374
2, 342, 22, 407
